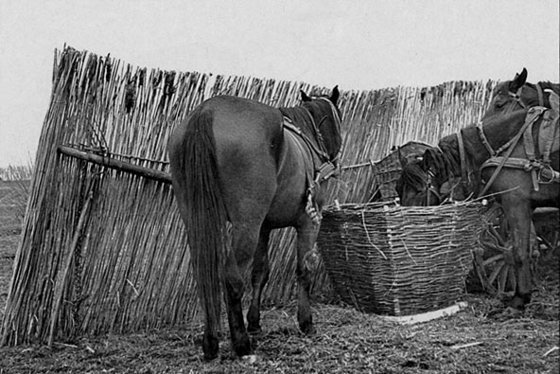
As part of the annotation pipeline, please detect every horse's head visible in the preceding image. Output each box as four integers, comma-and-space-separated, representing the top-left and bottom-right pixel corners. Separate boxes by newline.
483, 68, 528, 120
396, 155, 442, 206
397, 143, 472, 206
483, 68, 560, 120
300, 86, 343, 164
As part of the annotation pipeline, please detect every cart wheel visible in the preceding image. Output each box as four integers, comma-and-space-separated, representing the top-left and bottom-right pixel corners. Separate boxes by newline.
474, 203, 517, 296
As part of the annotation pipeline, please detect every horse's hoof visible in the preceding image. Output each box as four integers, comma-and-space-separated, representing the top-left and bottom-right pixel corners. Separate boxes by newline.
202, 335, 219, 361
503, 306, 524, 318
247, 324, 262, 335
299, 320, 316, 335
233, 334, 252, 357
510, 294, 531, 310
488, 305, 523, 321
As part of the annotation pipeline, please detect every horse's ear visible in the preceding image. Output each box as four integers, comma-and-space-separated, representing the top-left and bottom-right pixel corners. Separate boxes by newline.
397, 146, 408, 168
510, 68, 528, 91
329, 85, 340, 105
300, 90, 312, 102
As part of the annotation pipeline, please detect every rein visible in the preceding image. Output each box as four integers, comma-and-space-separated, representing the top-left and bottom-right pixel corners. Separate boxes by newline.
425, 170, 442, 205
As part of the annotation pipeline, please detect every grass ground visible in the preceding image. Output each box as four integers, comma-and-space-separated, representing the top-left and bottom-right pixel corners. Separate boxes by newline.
0, 179, 558, 373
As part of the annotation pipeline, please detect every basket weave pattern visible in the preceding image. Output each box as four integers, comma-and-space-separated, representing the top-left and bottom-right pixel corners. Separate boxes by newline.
318, 202, 483, 316
371, 141, 431, 201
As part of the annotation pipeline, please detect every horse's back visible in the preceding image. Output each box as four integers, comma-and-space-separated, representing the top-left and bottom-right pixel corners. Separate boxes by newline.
204, 95, 283, 150
171, 95, 283, 162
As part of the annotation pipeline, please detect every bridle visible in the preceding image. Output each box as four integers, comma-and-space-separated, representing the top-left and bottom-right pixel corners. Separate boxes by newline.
419, 132, 471, 206
296, 96, 343, 224
500, 83, 545, 115
314, 97, 343, 169
423, 169, 442, 205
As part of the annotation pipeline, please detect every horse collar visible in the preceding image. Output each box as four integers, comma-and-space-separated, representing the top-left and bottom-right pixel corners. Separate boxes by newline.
478, 107, 550, 196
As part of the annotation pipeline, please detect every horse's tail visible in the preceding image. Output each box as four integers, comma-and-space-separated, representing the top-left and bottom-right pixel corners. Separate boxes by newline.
169, 107, 227, 339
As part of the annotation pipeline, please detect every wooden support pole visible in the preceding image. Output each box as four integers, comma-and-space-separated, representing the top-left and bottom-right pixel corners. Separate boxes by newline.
57, 146, 172, 184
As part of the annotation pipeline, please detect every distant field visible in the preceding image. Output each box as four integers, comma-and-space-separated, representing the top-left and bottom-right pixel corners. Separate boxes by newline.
0, 180, 30, 235
0, 179, 30, 325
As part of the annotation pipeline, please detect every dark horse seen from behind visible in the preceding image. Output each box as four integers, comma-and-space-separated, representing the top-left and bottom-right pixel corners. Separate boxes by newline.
397, 102, 559, 310
169, 87, 342, 359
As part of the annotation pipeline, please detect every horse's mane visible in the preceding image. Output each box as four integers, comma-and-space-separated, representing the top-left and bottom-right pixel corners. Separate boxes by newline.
398, 160, 427, 191
280, 105, 319, 135
423, 134, 462, 180
279, 102, 329, 157
279, 106, 314, 130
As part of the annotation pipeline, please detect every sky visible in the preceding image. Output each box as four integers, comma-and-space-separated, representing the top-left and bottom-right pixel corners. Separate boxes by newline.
0, 0, 558, 167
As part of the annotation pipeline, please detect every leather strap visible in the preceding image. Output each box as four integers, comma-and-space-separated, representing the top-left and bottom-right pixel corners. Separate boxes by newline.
482, 156, 560, 184
283, 117, 330, 162
478, 107, 544, 197
536, 83, 544, 107
477, 126, 496, 156
522, 110, 539, 190
457, 129, 469, 185
540, 109, 559, 164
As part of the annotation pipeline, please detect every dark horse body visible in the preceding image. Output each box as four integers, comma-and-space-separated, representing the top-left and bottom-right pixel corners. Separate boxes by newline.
168, 87, 341, 359
397, 106, 559, 310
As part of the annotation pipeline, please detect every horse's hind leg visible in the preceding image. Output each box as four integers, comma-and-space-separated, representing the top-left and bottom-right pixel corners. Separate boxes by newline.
247, 226, 271, 333
223, 224, 259, 357
295, 219, 319, 335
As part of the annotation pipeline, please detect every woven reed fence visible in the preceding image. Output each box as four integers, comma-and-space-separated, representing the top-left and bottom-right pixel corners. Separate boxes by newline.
1, 46, 495, 345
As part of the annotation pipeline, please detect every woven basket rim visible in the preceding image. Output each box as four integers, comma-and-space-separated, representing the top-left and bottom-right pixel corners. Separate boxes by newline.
326, 199, 485, 213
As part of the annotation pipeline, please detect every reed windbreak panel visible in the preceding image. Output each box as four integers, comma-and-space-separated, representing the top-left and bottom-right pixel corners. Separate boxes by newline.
1, 46, 494, 345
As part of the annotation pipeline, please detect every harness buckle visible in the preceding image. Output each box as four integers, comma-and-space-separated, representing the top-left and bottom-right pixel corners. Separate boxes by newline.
538, 163, 555, 184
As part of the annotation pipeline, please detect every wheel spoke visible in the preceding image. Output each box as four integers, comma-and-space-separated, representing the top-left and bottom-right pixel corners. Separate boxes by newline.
488, 262, 505, 287
483, 254, 504, 266
507, 266, 517, 294
498, 264, 509, 294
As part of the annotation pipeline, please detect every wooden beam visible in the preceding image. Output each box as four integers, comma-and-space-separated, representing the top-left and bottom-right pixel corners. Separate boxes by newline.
57, 146, 172, 184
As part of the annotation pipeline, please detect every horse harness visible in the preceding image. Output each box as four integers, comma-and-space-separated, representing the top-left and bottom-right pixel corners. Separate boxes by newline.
282, 98, 342, 224
504, 83, 546, 112
478, 104, 560, 197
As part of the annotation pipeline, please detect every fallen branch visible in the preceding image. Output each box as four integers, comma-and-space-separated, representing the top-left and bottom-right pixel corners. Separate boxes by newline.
450, 342, 483, 350
379, 302, 468, 325
543, 346, 559, 357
